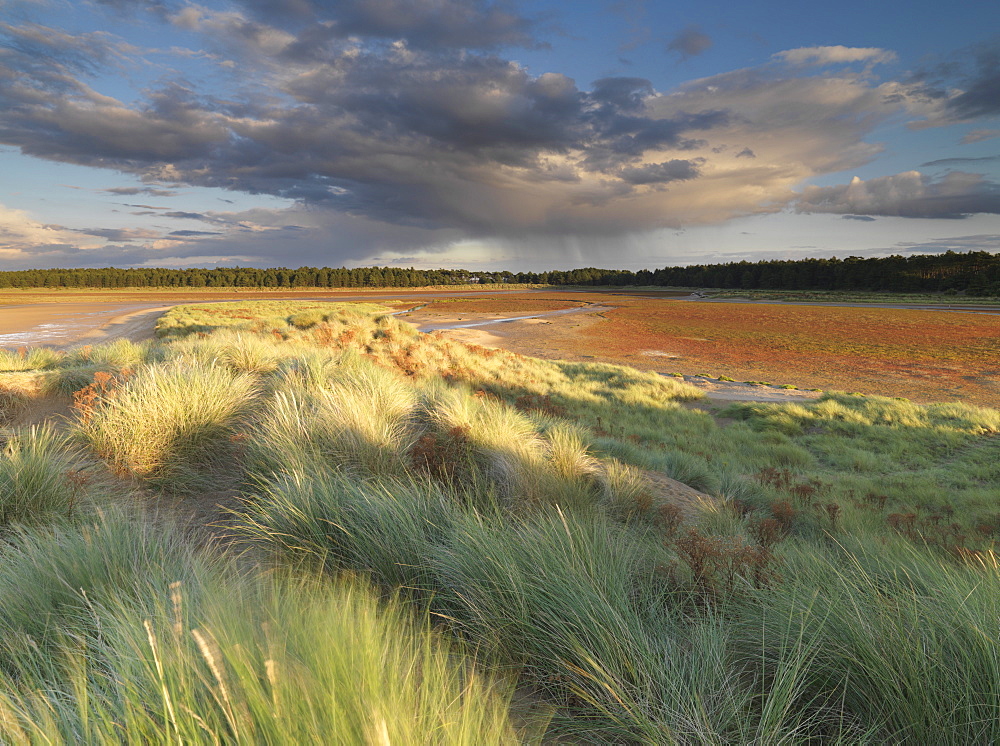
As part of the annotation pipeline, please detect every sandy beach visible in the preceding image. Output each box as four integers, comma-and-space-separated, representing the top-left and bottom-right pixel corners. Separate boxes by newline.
0, 303, 171, 349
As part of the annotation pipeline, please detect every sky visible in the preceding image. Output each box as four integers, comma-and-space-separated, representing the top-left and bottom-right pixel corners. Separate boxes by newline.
0, 0, 998, 272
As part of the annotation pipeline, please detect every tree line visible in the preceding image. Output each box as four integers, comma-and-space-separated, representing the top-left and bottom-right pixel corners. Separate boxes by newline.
0, 266, 523, 289
1, 250, 998, 295
539, 251, 1000, 295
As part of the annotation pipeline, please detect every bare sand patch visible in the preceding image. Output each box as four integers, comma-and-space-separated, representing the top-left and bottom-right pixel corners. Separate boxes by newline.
428, 327, 507, 347
642, 470, 717, 518
403, 304, 613, 362
678, 376, 823, 404
76, 305, 174, 345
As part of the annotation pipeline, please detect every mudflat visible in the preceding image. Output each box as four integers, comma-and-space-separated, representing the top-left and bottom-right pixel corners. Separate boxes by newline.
0, 303, 170, 348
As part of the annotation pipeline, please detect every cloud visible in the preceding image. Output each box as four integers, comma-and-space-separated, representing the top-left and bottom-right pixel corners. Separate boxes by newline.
920, 155, 1000, 167
162, 211, 220, 222
608, 0, 651, 53
620, 158, 703, 184
898, 40, 1000, 127
797, 171, 1000, 219
165, 0, 540, 54
666, 25, 712, 59
961, 129, 1000, 144
775, 46, 896, 67
0, 196, 462, 269
891, 233, 1000, 254
1, 5, 917, 246
69, 227, 163, 241
945, 42, 1000, 120
841, 214, 876, 221
102, 186, 179, 197
324, 0, 539, 50
0, 20, 135, 79
0, 204, 100, 256
0, 21, 744, 236
8, 2, 997, 269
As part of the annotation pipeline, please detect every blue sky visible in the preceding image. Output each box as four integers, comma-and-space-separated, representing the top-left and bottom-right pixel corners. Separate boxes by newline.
0, 0, 998, 272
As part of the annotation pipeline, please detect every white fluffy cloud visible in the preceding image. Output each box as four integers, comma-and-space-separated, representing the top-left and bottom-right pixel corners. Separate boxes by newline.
0, 204, 97, 256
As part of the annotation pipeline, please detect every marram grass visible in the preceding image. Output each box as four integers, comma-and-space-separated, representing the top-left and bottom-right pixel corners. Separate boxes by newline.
0, 425, 80, 526
0, 511, 531, 745
2, 299, 1000, 744
77, 356, 259, 490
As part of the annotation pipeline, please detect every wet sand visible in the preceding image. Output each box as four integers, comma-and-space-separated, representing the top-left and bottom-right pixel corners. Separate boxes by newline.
0, 303, 170, 349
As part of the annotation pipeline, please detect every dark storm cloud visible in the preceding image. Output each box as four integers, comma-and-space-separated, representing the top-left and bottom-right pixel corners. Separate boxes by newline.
797, 171, 1000, 219
841, 214, 877, 221
0, 60, 231, 167
10, 1, 955, 250
2, 19, 731, 235
903, 39, 1000, 123
619, 158, 703, 184
946, 42, 1000, 119
666, 25, 712, 59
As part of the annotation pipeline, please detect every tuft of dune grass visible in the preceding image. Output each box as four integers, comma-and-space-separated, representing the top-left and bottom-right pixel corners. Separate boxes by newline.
0, 386, 30, 427
77, 357, 259, 490
0, 424, 81, 526
0, 347, 63, 373
249, 355, 418, 479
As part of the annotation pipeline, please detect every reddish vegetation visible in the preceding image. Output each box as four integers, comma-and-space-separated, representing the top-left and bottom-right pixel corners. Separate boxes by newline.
584, 298, 1000, 406
423, 292, 1000, 406
72, 369, 130, 422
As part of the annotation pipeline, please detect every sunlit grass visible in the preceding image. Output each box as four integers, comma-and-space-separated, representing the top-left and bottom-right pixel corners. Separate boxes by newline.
2, 298, 999, 743
77, 357, 260, 490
